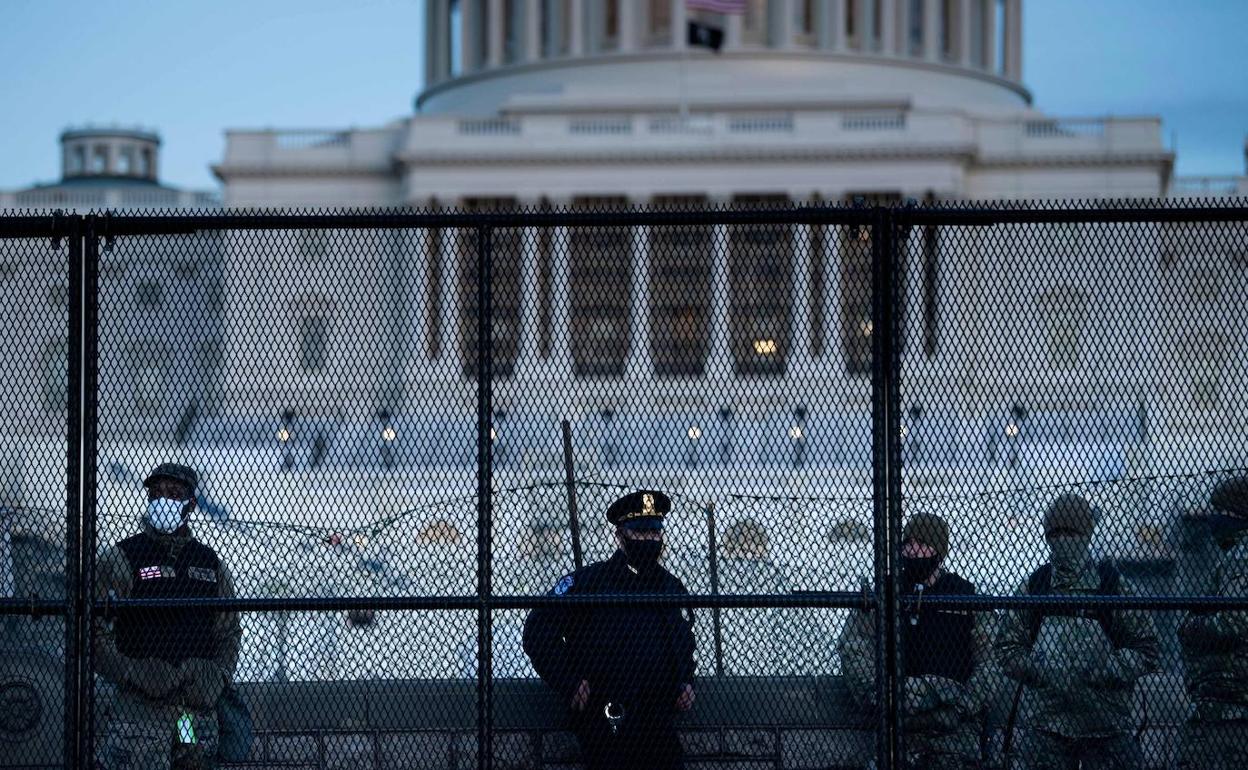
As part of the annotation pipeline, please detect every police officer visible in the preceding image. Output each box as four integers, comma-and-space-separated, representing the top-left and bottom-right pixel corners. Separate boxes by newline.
995, 494, 1159, 769
523, 490, 696, 770
95, 463, 242, 769
1177, 476, 1248, 769
838, 513, 1000, 769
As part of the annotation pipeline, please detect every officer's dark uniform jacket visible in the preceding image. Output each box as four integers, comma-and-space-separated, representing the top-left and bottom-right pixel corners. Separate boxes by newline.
523, 550, 696, 732
95, 522, 242, 702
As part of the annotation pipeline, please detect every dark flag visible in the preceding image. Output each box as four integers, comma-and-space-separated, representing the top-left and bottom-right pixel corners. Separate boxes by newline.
687, 20, 725, 52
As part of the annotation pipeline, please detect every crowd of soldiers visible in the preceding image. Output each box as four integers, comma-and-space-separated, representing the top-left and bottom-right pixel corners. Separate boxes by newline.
94, 462, 1248, 769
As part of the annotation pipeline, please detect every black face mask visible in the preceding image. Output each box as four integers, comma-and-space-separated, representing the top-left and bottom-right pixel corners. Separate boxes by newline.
621, 538, 663, 570
1207, 513, 1248, 550
901, 555, 940, 587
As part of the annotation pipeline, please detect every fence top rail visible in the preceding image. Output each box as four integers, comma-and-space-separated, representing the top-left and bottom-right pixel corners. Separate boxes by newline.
93, 592, 875, 613
80, 593, 1248, 614
2, 199, 1247, 237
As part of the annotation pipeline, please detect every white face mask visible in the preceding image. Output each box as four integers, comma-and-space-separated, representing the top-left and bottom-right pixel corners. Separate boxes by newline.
146, 497, 190, 533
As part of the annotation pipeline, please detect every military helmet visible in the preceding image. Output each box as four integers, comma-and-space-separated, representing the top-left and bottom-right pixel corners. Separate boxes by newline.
1043, 493, 1098, 537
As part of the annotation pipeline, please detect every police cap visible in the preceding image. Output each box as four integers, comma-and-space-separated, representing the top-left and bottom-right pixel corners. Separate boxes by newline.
143, 463, 199, 494
1043, 493, 1098, 537
606, 490, 671, 531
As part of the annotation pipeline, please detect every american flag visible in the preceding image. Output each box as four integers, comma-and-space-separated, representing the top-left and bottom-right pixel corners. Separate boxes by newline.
139, 565, 163, 580
687, 0, 748, 14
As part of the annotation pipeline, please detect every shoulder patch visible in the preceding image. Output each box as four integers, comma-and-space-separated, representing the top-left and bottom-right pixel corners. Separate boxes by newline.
188, 566, 218, 583
552, 575, 574, 596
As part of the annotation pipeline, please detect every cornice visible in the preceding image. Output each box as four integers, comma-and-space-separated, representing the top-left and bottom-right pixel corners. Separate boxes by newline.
974, 152, 1176, 169
396, 143, 980, 167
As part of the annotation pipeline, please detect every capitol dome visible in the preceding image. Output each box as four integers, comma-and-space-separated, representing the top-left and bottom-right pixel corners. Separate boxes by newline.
418, 0, 1028, 116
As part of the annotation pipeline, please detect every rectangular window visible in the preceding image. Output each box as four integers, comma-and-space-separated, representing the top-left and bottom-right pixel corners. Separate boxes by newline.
839, 192, 902, 376
91, 145, 108, 174
300, 314, 331, 372
650, 195, 712, 377
569, 196, 631, 377
458, 197, 522, 378
941, 0, 955, 60
602, 0, 620, 50
730, 193, 792, 377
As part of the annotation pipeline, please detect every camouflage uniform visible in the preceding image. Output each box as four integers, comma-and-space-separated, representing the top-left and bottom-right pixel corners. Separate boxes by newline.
1177, 478, 1248, 770
995, 562, 1159, 770
839, 572, 1000, 770
94, 522, 241, 770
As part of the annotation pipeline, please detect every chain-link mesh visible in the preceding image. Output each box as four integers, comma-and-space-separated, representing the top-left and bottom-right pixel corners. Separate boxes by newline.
2, 202, 1247, 769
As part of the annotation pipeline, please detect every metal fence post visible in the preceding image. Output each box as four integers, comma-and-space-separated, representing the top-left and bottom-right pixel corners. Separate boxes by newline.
475, 225, 495, 770
62, 212, 84, 770
869, 205, 904, 768
79, 216, 102, 768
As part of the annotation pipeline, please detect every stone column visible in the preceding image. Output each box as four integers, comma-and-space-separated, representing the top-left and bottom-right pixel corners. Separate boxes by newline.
879, 0, 897, 55
460, 0, 479, 72
425, 1, 448, 83
549, 201, 574, 373
569, 0, 585, 55
626, 210, 651, 379
525, 0, 542, 61
958, 0, 972, 67
821, 221, 846, 375
790, 225, 815, 374
776, 0, 797, 49
923, 0, 940, 61
1005, 0, 1022, 80
895, 0, 911, 56
726, 12, 744, 48
671, 0, 686, 49
819, 0, 841, 50
438, 225, 461, 376
707, 219, 732, 377
517, 221, 541, 371
619, 0, 638, 51
855, 0, 874, 51
983, 0, 996, 71
488, 0, 504, 66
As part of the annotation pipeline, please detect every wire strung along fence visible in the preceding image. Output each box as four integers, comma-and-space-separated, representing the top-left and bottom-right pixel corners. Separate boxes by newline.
0, 199, 1246, 770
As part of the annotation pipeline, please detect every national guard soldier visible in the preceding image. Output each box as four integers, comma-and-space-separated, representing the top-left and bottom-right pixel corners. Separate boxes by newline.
523, 490, 696, 770
839, 513, 1000, 769
95, 463, 242, 769
995, 493, 1160, 769
1177, 475, 1248, 769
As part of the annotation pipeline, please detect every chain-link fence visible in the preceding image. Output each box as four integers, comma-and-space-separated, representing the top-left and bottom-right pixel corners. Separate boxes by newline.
0, 201, 1246, 769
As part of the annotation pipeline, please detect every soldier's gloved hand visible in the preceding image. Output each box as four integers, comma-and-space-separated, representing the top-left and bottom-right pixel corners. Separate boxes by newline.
177, 658, 228, 711
123, 657, 181, 700
903, 676, 941, 715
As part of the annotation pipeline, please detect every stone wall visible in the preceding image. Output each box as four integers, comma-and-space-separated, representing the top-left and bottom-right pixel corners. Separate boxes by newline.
219, 675, 1186, 770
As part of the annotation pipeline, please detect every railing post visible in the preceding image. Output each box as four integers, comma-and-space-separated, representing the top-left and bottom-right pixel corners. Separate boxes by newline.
80, 216, 102, 769
870, 204, 904, 768
63, 212, 84, 770
474, 224, 495, 770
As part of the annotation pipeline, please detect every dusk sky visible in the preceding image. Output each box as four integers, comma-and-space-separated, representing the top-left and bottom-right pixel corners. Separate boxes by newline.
1, 0, 1245, 191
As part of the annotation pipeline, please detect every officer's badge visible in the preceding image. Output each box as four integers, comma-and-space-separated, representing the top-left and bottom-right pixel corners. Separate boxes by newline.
642, 493, 655, 515
553, 575, 574, 595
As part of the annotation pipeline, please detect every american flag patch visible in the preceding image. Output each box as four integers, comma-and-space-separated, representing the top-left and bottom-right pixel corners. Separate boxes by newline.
139, 565, 163, 580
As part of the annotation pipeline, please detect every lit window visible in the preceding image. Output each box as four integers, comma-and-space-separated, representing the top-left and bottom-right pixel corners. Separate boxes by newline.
731, 194, 792, 377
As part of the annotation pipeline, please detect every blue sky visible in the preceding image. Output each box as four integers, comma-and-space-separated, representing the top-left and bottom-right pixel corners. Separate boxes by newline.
1, 0, 1244, 191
